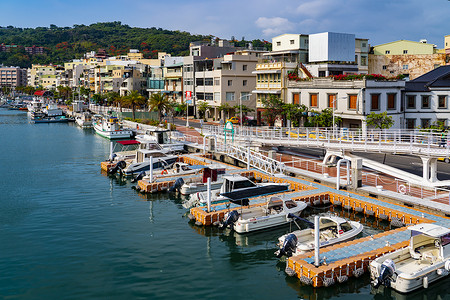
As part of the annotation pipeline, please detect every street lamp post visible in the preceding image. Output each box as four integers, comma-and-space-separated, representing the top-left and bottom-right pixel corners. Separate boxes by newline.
239, 93, 252, 127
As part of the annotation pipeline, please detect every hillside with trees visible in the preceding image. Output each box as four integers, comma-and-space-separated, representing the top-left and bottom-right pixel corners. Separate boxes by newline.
0, 22, 271, 68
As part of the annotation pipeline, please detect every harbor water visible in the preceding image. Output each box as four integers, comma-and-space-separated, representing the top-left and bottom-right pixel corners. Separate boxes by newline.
2, 109, 450, 300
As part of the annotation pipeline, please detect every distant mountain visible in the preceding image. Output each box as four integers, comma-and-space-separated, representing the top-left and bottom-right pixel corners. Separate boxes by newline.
0, 22, 270, 68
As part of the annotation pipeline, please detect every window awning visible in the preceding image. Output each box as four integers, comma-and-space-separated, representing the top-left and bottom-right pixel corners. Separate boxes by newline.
252, 90, 281, 94
252, 70, 281, 74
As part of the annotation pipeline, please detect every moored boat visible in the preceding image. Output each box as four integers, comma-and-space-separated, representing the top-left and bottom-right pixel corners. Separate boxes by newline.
219, 196, 308, 233
75, 112, 93, 128
274, 215, 363, 258
93, 117, 132, 139
370, 223, 450, 293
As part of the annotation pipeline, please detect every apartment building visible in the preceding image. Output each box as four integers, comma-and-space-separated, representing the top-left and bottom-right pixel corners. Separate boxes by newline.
25, 46, 45, 55
369, 39, 447, 80
0, 66, 27, 87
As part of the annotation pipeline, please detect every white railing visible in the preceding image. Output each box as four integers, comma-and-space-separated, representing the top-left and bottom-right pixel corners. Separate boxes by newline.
203, 125, 450, 157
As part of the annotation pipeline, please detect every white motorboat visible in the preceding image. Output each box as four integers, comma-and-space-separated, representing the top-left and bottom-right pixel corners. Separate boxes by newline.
94, 117, 132, 139
42, 102, 63, 116
111, 148, 177, 177
182, 174, 290, 208
370, 223, 450, 293
274, 215, 363, 258
219, 196, 308, 234
135, 127, 185, 152
75, 112, 93, 128
179, 166, 227, 196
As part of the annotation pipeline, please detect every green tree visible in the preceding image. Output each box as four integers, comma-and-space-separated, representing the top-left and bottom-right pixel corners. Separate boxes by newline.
261, 95, 284, 126
148, 92, 172, 122
308, 108, 341, 127
104, 91, 120, 106
121, 90, 147, 120
282, 103, 308, 127
92, 93, 103, 105
217, 103, 235, 120
366, 112, 394, 129
198, 101, 211, 120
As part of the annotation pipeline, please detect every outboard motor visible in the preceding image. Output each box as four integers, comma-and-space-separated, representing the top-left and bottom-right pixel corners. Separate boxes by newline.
219, 210, 240, 229
108, 161, 126, 175
275, 233, 298, 258
131, 171, 146, 183
169, 177, 184, 193
373, 259, 395, 288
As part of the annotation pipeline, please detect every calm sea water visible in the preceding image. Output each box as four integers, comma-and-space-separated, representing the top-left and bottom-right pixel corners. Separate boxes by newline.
1, 109, 450, 300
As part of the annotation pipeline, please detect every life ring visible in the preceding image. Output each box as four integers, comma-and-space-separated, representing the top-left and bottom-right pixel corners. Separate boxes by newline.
161, 169, 168, 175
398, 184, 407, 195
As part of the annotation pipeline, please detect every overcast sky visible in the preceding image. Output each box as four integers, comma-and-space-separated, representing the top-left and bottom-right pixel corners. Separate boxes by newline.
1, 0, 449, 47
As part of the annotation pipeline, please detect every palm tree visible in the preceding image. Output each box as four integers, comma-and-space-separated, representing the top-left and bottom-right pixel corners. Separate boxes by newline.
148, 92, 173, 122
121, 90, 147, 120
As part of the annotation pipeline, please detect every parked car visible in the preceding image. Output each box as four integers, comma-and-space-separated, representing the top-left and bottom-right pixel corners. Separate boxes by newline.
226, 116, 240, 124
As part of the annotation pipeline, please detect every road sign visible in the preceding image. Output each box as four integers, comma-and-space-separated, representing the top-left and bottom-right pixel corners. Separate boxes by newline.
186, 100, 192, 105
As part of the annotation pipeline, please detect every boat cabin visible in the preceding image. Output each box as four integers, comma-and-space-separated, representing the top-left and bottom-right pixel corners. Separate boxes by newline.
221, 175, 256, 192
136, 149, 168, 163
143, 129, 170, 145
408, 224, 450, 262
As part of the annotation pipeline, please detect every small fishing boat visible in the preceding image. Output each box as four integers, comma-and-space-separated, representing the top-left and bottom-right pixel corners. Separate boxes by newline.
135, 127, 185, 152
219, 196, 308, 233
93, 117, 132, 139
179, 166, 226, 196
31, 115, 72, 123
75, 112, 93, 128
274, 215, 363, 258
370, 223, 450, 293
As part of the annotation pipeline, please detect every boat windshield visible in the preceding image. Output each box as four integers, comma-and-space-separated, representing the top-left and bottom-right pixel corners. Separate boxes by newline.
340, 222, 353, 232
233, 180, 256, 190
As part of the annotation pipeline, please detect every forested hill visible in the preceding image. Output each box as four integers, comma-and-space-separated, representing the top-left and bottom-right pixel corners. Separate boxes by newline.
0, 22, 270, 68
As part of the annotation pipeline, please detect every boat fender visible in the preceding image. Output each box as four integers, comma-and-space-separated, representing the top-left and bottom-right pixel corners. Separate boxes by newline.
285, 265, 296, 277
337, 275, 348, 283
187, 214, 195, 221
366, 210, 374, 217
423, 276, 428, 289
390, 218, 405, 228
437, 268, 449, 276
323, 277, 335, 287
212, 221, 221, 226
313, 200, 321, 206
334, 201, 342, 207
344, 205, 352, 210
445, 260, 450, 271
379, 214, 388, 220
194, 221, 203, 226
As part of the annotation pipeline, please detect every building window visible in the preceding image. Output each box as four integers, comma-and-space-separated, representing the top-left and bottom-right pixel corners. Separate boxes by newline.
290, 40, 294, 45
276, 41, 281, 46
214, 92, 220, 101
241, 92, 251, 101
382, 65, 387, 70
243, 65, 247, 71
205, 78, 213, 86
403, 65, 409, 70
293, 93, 300, 104
407, 95, 416, 109
360, 56, 367, 66
318, 71, 326, 77
355, 55, 358, 64
214, 78, 220, 85
421, 118, 431, 128
328, 94, 336, 109
438, 95, 447, 108
348, 94, 357, 110
362, 42, 367, 47
196, 78, 204, 86
422, 95, 430, 108
243, 80, 247, 86
403, 50, 408, 54
371, 94, 380, 110
225, 92, 235, 101
406, 118, 416, 129
205, 93, 213, 100
385, 50, 390, 54
310, 93, 318, 107
387, 93, 396, 110
227, 80, 232, 86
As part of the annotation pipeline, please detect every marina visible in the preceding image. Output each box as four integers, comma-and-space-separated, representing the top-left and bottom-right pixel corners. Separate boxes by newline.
4, 108, 450, 299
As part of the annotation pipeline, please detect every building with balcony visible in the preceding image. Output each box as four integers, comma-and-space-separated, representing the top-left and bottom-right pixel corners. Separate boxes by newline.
0, 66, 27, 88
25, 45, 45, 55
